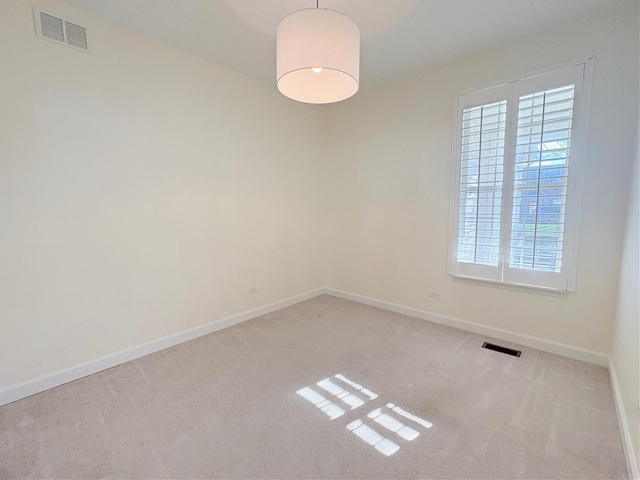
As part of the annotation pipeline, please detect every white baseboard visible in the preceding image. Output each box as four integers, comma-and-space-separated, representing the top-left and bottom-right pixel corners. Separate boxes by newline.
0, 288, 327, 407
0, 286, 610, 408
609, 358, 639, 480
324, 288, 609, 367
1, 285, 632, 473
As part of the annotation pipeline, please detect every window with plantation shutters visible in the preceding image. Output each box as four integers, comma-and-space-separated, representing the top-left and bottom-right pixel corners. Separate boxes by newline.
450, 60, 592, 292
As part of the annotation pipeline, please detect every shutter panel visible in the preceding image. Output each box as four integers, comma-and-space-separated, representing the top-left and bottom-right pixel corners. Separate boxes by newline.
505, 63, 585, 290
510, 85, 574, 273
451, 84, 509, 282
458, 100, 506, 266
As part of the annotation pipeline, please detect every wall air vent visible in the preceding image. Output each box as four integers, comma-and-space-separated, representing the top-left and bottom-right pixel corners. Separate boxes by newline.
482, 342, 521, 357
33, 7, 90, 53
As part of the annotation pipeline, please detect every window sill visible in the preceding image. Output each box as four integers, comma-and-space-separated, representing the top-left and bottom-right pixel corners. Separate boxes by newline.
449, 274, 568, 298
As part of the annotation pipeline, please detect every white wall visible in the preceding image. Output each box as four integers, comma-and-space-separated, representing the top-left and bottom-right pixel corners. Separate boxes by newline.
0, 0, 329, 389
611, 129, 639, 472
1, 0, 637, 412
326, 3, 639, 355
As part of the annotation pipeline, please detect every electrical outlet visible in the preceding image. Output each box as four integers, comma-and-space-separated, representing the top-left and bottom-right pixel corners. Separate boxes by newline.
249, 287, 258, 295
429, 291, 440, 299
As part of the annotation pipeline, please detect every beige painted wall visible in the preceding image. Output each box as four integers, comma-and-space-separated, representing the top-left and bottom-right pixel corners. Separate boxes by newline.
0, 0, 329, 388
326, 3, 639, 355
611, 131, 639, 470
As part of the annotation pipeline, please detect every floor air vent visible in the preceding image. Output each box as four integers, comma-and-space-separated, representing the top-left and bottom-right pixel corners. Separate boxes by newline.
33, 7, 90, 53
482, 342, 521, 357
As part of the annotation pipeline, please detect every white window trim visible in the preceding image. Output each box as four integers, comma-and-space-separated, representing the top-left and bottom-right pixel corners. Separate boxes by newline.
448, 57, 594, 293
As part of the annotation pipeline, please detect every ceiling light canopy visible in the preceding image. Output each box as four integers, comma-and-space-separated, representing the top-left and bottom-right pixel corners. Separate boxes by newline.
276, 8, 360, 104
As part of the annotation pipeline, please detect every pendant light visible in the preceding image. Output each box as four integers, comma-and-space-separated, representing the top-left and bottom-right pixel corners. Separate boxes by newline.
276, 1, 360, 104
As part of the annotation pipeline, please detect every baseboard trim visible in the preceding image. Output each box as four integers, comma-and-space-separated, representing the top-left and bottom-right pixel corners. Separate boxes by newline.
1, 286, 632, 473
0, 288, 327, 407
609, 358, 639, 479
324, 288, 609, 367
0, 286, 611, 408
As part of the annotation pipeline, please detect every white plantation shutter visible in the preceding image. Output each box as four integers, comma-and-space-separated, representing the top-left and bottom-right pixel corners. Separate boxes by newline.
458, 101, 506, 266
450, 61, 590, 291
510, 85, 573, 273
452, 84, 510, 282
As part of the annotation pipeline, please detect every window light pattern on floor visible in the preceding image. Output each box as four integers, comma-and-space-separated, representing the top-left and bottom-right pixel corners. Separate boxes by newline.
296, 373, 432, 456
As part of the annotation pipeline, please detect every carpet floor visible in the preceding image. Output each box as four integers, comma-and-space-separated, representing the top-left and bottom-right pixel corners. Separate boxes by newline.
0, 295, 627, 479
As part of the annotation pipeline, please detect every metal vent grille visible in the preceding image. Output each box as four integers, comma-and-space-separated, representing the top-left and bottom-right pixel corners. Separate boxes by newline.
482, 342, 521, 357
65, 21, 88, 50
33, 7, 90, 53
40, 12, 64, 43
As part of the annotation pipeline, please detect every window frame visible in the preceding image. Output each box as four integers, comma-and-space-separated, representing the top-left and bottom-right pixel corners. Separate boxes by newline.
448, 57, 594, 293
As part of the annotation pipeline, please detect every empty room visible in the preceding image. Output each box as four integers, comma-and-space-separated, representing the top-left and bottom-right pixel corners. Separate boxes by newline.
1, 0, 638, 478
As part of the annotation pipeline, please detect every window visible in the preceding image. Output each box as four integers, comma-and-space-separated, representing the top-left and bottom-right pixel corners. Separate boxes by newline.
450, 59, 592, 292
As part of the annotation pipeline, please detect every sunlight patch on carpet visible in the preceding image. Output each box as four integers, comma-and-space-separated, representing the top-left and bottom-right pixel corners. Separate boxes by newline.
296, 373, 432, 456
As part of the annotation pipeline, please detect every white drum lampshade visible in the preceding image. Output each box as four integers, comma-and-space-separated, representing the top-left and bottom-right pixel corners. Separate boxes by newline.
276, 9, 360, 104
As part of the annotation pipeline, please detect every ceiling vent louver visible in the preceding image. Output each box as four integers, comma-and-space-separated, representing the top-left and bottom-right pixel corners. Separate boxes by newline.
40, 12, 64, 43
64, 21, 88, 50
33, 7, 90, 53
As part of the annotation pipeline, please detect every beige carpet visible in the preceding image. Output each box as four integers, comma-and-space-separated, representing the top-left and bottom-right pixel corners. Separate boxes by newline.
0, 295, 627, 479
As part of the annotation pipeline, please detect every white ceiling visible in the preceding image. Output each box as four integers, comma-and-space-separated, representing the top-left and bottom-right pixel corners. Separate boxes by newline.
61, 0, 618, 89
